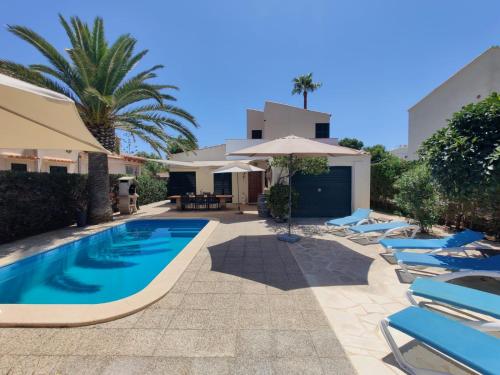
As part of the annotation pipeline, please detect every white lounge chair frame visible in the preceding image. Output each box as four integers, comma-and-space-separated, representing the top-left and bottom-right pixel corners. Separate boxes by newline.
387, 243, 485, 255
324, 217, 377, 235
406, 271, 500, 332
346, 223, 419, 244
380, 317, 479, 375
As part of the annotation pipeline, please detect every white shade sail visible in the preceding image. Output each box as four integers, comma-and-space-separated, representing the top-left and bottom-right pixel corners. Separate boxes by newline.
228, 135, 363, 157
0, 74, 107, 153
212, 163, 265, 174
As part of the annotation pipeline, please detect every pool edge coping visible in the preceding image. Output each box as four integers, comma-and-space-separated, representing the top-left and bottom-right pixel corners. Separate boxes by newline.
0, 217, 219, 327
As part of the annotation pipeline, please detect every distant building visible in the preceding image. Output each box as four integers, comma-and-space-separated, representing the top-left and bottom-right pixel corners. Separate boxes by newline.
166, 101, 371, 217
408, 46, 500, 160
390, 145, 408, 160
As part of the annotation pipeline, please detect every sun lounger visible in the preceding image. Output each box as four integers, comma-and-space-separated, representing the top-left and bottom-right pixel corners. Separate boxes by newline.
407, 277, 500, 331
394, 252, 500, 279
324, 208, 372, 234
380, 229, 484, 254
346, 221, 419, 244
380, 306, 500, 375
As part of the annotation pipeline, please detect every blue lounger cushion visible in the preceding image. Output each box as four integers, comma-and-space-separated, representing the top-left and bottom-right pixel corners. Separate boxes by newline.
387, 307, 500, 375
395, 253, 500, 271
380, 229, 484, 250
325, 208, 371, 227
349, 221, 409, 234
410, 278, 500, 319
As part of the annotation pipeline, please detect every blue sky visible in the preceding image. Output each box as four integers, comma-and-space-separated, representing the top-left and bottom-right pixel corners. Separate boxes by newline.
1, 1, 499, 153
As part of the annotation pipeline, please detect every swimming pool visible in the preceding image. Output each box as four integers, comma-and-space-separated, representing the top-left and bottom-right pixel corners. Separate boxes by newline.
0, 219, 208, 304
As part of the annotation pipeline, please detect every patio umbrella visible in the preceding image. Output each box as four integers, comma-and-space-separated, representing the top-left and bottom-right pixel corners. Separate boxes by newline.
0, 73, 107, 152
212, 162, 265, 214
228, 135, 363, 242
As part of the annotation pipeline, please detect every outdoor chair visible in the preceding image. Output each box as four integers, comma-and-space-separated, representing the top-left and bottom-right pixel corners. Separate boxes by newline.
346, 221, 419, 244
380, 306, 500, 375
324, 208, 372, 234
406, 276, 500, 331
394, 252, 500, 279
380, 229, 484, 255
195, 195, 207, 210
207, 195, 220, 210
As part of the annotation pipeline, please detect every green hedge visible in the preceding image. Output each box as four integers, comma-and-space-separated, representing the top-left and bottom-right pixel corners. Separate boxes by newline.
109, 174, 168, 206
370, 157, 413, 210
0, 171, 88, 244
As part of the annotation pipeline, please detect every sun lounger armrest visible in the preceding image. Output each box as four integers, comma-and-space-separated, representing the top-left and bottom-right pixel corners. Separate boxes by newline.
379, 225, 419, 241
432, 270, 500, 282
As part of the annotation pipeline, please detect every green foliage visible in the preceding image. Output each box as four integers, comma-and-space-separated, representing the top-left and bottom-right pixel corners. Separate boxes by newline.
339, 138, 364, 150
419, 93, 500, 232
370, 155, 413, 210
363, 144, 392, 164
394, 164, 443, 232
136, 175, 168, 205
270, 156, 329, 183
0, 15, 198, 154
166, 136, 199, 155
267, 184, 299, 220
135, 151, 168, 177
291, 73, 322, 108
0, 172, 88, 244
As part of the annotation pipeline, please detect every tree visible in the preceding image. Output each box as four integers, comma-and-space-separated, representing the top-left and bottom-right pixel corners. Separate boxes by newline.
135, 151, 168, 177
291, 73, 322, 109
419, 93, 500, 229
363, 144, 391, 164
167, 135, 198, 155
0, 16, 198, 223
339, 137, 364, 150
394, 164, 443, 232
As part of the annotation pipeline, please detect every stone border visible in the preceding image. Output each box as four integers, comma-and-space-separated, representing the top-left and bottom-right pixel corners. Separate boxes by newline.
0, 218, 219, 327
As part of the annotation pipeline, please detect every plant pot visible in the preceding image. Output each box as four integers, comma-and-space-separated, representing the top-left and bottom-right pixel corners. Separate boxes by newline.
76, 209, 87, 227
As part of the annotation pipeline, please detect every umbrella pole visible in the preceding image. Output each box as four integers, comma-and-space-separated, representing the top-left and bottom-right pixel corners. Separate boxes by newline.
237, 172, 242, 214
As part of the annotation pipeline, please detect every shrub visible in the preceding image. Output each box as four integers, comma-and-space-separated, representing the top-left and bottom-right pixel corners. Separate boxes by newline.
370, 155, 413, 210
394, 164, 443, 232
0, 171, 88, 244
136, 175, 168, 205
267, 184, 299, 220
419, 92, 500, 234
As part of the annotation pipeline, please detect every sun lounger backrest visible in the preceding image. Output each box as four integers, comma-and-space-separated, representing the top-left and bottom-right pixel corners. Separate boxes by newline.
444, 229, 484, 247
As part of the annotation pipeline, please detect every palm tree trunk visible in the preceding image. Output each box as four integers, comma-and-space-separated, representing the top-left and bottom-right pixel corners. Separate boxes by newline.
87, 152, 113, 224
303, 92, 308, 109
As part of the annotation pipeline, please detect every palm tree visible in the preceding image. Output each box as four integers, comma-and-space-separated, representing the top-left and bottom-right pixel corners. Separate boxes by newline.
291, 73, 322, 109
0, 15, 198, 224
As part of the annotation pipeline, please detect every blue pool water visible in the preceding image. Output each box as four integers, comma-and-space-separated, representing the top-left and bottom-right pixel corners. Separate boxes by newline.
0, 219, 208, 304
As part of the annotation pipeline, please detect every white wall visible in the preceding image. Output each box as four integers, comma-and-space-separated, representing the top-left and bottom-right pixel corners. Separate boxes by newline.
246, 109, 265, 139
408, 47, 500, 160
263, 102, 331, 139
171, 144, 226, 162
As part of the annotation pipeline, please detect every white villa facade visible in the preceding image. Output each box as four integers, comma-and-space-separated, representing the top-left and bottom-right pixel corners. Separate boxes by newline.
0, 149, 146, 175
167, 101, 371, 217
408, 46, 500, 160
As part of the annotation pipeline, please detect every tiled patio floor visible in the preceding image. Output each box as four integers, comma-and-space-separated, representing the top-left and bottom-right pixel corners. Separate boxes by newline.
0, 205, 355, 375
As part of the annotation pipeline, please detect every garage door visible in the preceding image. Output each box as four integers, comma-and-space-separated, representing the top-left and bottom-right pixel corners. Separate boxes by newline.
168, 172, 196, 196
293, 166, 351, 218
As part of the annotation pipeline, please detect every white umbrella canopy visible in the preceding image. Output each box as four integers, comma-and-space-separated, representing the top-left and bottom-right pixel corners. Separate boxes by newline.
212, 162, 265, 213
228, 135, 364, 242
0, 74, 107, 153
212, 162, 265, 174
228, 135, 363, 157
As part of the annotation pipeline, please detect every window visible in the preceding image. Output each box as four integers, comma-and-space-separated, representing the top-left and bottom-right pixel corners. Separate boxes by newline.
11, 163, 27, 172
49, 166, 67, 174
125, 165, 139, 176
315, 123, 330, 138
251, 130, 262, 139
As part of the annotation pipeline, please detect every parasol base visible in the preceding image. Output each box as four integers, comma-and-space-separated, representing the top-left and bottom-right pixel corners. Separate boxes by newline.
277, 233, 301, 243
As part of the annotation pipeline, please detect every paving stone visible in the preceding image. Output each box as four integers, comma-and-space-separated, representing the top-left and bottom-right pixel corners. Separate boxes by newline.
237, 309, 271, 330
55, 355, 111, 375
274, 331, 317, 357
191, 357, 231, 375
134, 308, 175, 328
116, 329, 164, 356
236, 330, 274, 358
272, 357, 324, 375
155, 329, 237, 357
152, 292, 185, 309
230, 357, 274, 375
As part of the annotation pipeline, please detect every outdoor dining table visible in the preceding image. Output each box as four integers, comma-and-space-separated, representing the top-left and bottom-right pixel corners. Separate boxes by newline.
167, 195, 233, 210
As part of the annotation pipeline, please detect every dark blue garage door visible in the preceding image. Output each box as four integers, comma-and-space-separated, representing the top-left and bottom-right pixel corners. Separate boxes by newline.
293, 166, 351, 218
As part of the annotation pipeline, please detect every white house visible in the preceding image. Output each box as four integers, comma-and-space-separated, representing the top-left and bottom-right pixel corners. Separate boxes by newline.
390, 145, 409, 160
408, 46, 500, 160
167, 101, 371, 217
0, 148, 146, 175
